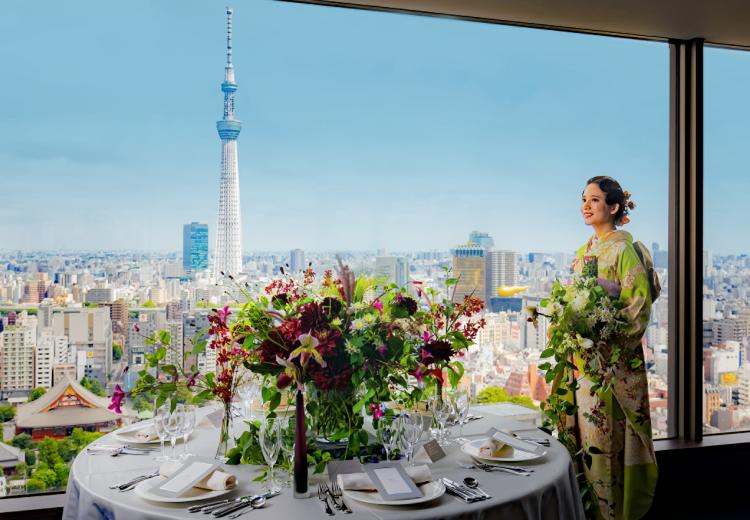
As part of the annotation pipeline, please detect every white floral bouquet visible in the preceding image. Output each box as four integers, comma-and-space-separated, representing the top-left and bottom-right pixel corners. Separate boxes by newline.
529, 275, 630, 452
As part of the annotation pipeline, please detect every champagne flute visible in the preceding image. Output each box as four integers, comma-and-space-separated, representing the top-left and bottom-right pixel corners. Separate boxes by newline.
377, 419, 400, 461
259, 418, 282, 493
431, 399, 452, 446
279, 417, 295, 488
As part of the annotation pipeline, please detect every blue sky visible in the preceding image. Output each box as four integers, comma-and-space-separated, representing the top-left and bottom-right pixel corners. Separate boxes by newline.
5, 0, 741, 254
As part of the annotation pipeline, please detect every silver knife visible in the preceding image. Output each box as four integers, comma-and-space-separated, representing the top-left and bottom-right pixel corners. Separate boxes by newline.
212, 490, 279, 517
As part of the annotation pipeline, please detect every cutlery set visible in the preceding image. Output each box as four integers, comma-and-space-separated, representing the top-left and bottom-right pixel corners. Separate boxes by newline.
186, 490, 279, 517
441, 477, 492, 503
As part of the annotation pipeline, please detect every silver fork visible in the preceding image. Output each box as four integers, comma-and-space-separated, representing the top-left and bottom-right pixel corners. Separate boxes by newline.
329, 481, 352, 514
109, 470, 159, 490
318, 485, 335, 516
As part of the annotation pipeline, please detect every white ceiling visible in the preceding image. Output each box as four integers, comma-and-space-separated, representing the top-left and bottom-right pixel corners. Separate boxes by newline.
284, 0, 750, 49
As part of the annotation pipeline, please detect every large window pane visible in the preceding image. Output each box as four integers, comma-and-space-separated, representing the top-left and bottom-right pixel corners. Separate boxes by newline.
0, 2, 671, 500
703, 46, 750, 435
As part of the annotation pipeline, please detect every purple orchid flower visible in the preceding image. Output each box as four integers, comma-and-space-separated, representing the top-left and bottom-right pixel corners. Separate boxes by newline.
108, 384, 125, 414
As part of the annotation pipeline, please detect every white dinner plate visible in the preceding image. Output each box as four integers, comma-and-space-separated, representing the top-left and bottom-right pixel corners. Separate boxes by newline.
343, 480, 445, 506
461, 438, 547, 462
134, 476, 236, 503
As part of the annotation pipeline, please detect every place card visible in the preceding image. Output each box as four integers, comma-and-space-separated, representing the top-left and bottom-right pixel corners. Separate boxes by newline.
326, 459, 364, 483
364, 462, 423, 501
151, 458, 220, 498
412, 439, 446, 464
487, 427, 547, 456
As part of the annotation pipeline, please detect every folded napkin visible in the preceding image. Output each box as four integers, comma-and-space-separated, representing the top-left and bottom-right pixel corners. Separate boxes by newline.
159, 461, 237, 491
133, 426, 159, 442
337, 465, 432, 492
197, 407, 224, 428
479, 437, 509, 458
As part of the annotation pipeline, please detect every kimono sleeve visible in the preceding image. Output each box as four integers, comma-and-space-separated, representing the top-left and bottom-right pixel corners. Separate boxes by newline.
617, 244, 652, 342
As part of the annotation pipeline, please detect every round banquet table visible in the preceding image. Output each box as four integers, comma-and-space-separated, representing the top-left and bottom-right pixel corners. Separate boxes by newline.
63, 408, 584, 520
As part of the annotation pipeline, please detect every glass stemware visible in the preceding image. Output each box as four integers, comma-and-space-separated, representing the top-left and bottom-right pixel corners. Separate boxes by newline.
163, 404, 185, 461
279, 416, 295, 488
397, 413, 423, 465
153, 403, 169, 462
430, 398, 452, 446
259, 418, 282, 493
179, 405, 197, 460
452, 391, 471, 444
377, 419, 401, 461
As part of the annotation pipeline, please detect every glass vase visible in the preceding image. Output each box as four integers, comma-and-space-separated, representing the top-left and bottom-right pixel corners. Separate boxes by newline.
214, 402, 235, 462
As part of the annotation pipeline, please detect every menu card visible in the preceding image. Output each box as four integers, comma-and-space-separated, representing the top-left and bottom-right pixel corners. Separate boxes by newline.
487, 428, 547, 456
412, 439, 447, 464
150, 457, 220, 498
364, 462, 423, 501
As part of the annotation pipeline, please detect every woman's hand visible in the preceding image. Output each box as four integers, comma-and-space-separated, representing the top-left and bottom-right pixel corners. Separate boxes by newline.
597, 277, 621, 298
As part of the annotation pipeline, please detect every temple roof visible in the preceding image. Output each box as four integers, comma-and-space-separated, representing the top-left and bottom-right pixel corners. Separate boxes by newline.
15, 375, 133, 429
0, 443, 24, 469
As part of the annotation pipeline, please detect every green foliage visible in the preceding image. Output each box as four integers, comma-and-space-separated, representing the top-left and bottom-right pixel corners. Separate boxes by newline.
476, 386, 510, 403
26, 478, 47, 492
11, 433, 33, 450
57, 438, 76, 462
53, 462, 70, 487
24, 449, 36, 466
113, 343, 122, 361
0, 403, 16, 422
14, 462, 27, 476
32, 466, 59, 488
37, 437, 63, 467
142, 300, 156, 308
29, 387, 47, 401
80, 376, 105, 397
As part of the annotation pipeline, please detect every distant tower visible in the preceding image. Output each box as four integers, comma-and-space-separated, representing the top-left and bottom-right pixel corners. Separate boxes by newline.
214, 7, 243, 277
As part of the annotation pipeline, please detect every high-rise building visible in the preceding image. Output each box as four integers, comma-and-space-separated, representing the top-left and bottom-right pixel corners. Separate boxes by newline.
214, 8, 243, 277
51, 308, 112, 389
165, 320, 185, 369
486, 250, 518, 299
183, 222, 209, 274
35, 335, 54, 389
86, 287, 114, 304
375, 256, 409, 288
290, 249, 305, 274
0, 325, 35, 394
468, 231, 495, 250
451, 244, 486, 303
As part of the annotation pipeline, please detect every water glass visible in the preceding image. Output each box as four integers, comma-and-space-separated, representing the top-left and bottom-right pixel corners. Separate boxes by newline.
431, 399, 452, 446
163, 405, 185, 461
397, 413, 423, 465
259, 418, 282, 493
279, 417, 295, 488
180, 405, 197, 460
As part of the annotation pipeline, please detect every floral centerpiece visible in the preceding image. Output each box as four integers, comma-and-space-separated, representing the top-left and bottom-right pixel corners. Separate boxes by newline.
125, 262, 486, 472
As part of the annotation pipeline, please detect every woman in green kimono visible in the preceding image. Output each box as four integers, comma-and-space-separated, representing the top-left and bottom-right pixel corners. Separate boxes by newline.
571, 176, 658, 519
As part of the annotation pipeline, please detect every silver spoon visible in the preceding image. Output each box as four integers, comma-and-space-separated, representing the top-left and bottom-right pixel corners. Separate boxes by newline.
463, 477, 492, 500
227, 496, 266, 519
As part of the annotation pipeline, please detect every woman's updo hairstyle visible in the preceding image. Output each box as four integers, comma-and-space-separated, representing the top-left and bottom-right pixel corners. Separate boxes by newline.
585, 175, 627, 225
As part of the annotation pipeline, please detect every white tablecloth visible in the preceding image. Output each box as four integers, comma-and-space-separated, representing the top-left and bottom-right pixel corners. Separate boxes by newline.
63, 408, 584, 520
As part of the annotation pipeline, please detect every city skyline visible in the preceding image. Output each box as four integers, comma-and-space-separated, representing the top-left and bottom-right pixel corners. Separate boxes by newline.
2, 1, 747, 254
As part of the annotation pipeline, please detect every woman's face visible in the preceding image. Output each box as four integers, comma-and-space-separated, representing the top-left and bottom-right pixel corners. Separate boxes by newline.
581, 183, 618, 227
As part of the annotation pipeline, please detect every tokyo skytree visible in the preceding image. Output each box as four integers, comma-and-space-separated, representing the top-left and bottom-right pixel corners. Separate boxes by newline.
214, 7, 243, 277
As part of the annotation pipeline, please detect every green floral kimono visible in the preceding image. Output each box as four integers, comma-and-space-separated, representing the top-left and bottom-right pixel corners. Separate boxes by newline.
570, 230, 658, 520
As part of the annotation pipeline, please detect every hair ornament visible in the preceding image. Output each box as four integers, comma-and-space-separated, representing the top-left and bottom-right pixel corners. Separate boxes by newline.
621, 190, 636, 224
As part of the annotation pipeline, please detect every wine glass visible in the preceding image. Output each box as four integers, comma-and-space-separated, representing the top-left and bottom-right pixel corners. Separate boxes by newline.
279, 416, 295, 488
377, 419, 401, 461
452, 390, 471, 444
259, 418, 282, 493
163, 404, 185, 461
397, 413, 423, 465
238, 377, 261, 421
153, 403, 169, 462
179, 405, 197, 460
430, 398, 452, 446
